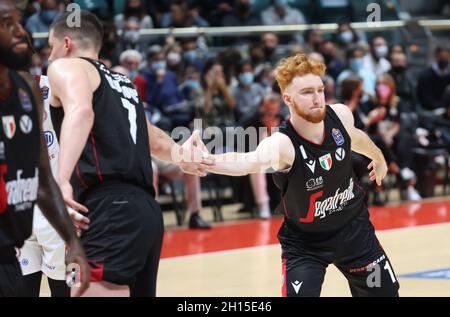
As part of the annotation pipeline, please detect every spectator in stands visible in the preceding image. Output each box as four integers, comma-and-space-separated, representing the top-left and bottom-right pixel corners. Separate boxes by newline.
320, 40, 345, 80
261, 0, 306, 25
200, 60, 236, 149
222, 0, 261, 27
97, 21, 119, 65
364, 74, 422, 202
388, 51, 419, 113
114, 0, 154, 30
334, 21, 367, 55
152, 158, 212, 229
239, 93, 286, 219
180, 37, 206, 73
341, 76, 401, 205
303, 28, 323, 54
30, 54, 43, 77
260, 32, 284, 66
120, 18, 144, 52
25, 0, 60, 49
143, 45, 192, 130
337, 45, 376, 97
160, 0, 209, 28
261, 0, 306, 43
232, 60, 265, 123
199, 0, 234, 26
322, 75, 337, 104
119, 49, 147, 99
417, 46, 450, 111
362, 36, 391, 77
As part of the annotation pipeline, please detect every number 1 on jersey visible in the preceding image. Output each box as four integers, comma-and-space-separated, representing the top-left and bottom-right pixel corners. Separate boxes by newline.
121, 98, 137, 144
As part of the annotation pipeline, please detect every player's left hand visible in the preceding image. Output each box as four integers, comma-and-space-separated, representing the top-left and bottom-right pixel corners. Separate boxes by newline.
65, 239, 91, 297
368, 160, 387, 186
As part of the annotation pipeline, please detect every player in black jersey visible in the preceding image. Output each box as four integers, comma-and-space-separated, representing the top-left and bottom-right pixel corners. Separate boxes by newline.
201, 54, 400, 296
0, 0, 90, 297
45, 11, 212, 297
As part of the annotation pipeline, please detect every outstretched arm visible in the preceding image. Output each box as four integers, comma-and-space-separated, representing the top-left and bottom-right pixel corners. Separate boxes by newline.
146, 121, 214, 176
206, 132, 294, 176
331, 103, 387, 185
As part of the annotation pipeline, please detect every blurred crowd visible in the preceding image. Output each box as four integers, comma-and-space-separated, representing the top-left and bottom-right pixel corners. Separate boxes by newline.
22, 0, 450, 226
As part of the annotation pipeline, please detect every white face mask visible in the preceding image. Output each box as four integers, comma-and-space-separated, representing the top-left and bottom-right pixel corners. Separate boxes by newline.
30, 66, 42, 76
374, 45, 388, 59
167, 52, 181, 66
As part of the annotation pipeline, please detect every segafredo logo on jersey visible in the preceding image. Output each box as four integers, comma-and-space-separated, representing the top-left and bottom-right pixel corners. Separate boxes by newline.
6, 168, 39, 212
2, 116, 16, 139
314, 178, 355, 219
332, 128, 344, 146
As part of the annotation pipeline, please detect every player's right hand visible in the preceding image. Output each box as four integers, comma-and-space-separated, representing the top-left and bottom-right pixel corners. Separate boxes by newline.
179, 130, 214, 176
68, 207, 90, 231
58, 181, 89, 217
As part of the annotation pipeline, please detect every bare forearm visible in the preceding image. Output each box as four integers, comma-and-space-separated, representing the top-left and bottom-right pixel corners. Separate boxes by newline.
148, 123, 181, 163
57, 109, 94, 182
351, 128, 385, 163
208, 152, 258, 176
37, 174, 78, 244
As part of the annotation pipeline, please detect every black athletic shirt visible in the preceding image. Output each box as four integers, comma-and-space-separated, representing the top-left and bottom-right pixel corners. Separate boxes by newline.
274, 105, 366, 241
0, 70, 40, 248
51, 58, 155, 201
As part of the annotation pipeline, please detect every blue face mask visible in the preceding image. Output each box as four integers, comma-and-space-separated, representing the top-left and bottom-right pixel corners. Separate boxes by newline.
184, 79, 201, 90
350, 58, 363, 72
239, 72, 254, 85
40, 10, 58, 24
152, 61, 166, 71
339, 31, 353, 44
183, 50, 197, 62
129, 70, 138, 79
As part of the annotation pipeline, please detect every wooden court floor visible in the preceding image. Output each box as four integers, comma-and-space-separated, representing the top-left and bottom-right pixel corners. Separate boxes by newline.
40, 198, 450, 296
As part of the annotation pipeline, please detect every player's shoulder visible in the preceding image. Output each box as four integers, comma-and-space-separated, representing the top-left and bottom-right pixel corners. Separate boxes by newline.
329, 103, 354, 131
267, 131, 295, 153
329, 103, 351, 114
47, 58, 96, 75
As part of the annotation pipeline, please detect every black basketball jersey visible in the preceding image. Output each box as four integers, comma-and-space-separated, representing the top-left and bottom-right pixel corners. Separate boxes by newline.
274, 105, 366, 239
51, 58, 154, 200
0, 70, 40, 248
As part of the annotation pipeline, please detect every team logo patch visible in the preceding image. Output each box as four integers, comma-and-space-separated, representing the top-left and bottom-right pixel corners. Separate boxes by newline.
335, 148, 345, 161
21, 258, 29, 266
2, 116, 16, 139
18, 88, 33, 112
319, 153, 333, 171
332, 128, 344, 146
44, 131, 54, 147
41, 86, 49, 100
0, 141, 4, 160
19, 115, 33, 134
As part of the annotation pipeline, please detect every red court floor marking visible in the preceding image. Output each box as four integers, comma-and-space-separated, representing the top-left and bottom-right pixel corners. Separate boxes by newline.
161, 199, 450, 259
